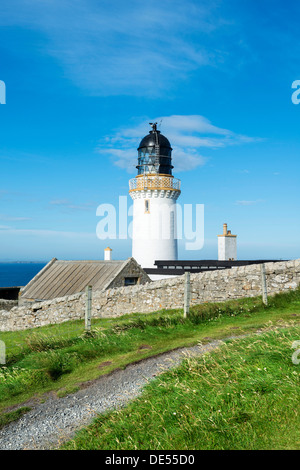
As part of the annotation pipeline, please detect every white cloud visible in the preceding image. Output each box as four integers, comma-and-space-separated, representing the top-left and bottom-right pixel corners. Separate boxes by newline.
97, 114, 260, 173
50, 199, 94, 212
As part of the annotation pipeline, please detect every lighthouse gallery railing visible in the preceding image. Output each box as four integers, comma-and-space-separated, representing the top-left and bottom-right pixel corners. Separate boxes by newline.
129, 175, 181, 192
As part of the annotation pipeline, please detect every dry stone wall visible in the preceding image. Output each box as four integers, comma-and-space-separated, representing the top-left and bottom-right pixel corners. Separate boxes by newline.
0, 299, 18, 312
0, 259, 299, 332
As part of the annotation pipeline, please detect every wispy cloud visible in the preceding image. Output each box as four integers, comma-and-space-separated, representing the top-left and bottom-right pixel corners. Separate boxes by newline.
235, 199, 265, 206
0, 0, 241, 96
97, 114, 261, 173
0, 214, 32, 221
0, 227, 95, 239
50, 199, 95, 212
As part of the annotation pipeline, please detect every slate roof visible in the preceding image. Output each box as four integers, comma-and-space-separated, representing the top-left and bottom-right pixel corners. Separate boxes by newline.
20, 258, 132, 301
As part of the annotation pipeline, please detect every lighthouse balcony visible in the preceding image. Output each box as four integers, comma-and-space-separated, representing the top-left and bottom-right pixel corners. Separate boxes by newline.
129, 175, 181, 192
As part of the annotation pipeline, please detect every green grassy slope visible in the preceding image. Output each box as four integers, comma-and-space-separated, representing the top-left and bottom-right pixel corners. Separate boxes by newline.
62, 326, 300, 450
0, 288, 300, 415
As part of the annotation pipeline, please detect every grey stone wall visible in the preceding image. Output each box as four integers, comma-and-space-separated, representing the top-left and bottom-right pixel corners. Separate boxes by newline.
0, 299, 18, 312
1, 259, 299, 332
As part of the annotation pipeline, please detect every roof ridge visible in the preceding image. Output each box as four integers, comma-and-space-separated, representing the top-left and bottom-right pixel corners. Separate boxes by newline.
20, 257, 57, 296
102, 258, 131, 290
20, 258, 135, 301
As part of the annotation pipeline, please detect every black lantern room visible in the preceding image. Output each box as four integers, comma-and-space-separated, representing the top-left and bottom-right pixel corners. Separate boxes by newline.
137, 123, 173, 176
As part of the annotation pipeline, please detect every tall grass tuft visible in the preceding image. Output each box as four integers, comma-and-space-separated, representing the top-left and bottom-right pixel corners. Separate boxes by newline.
38, 351, 80, 381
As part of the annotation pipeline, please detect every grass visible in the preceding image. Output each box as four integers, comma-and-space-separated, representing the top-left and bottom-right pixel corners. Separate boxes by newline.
62, 326, 300, 450
0, 288, 300, 414
0, 407, 31, 431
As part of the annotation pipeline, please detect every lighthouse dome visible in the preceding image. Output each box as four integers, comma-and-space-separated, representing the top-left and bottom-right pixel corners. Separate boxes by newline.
138, 131, 172, 154
137, 123, 173, 176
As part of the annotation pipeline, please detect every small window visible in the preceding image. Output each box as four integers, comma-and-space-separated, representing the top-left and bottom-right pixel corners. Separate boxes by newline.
145, 199, 150, 213
124, 277, 139, 286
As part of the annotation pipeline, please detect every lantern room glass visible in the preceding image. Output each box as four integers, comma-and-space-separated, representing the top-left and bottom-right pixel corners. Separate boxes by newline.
137, 147, 173, 176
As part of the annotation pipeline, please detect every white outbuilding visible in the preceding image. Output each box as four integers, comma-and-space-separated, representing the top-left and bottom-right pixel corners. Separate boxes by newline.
218, 223, 237, 261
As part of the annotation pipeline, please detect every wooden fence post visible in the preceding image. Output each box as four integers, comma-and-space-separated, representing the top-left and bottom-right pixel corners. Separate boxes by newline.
184, 271, 191, 318
85, 285, 92, 331
260, 264, 268, 305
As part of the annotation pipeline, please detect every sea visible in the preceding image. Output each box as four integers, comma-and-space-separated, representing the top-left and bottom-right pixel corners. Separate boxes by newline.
0, 262, 47, 287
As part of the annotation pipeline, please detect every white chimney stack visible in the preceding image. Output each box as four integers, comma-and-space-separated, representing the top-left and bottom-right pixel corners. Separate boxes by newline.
104, 247, 112, 261
218, 224, 237, 261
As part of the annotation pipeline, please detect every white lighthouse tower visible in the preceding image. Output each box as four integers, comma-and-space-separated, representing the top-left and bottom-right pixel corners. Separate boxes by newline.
129, 123, 181, 270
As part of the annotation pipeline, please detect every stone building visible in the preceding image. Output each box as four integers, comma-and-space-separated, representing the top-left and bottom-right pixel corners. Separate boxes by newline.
19, 256, 150, 305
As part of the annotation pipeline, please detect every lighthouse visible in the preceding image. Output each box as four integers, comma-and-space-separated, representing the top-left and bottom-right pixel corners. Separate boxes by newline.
129, 123, 181, 269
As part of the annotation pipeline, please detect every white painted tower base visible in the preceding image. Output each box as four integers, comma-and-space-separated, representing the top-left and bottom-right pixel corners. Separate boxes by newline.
129, 175, 181, 269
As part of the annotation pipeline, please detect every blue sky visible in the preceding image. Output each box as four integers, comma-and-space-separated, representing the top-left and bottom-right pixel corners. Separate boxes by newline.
0, 0, 299, 261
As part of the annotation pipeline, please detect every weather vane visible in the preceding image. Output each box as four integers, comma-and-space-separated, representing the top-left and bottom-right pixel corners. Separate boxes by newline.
149, 122, 157, 131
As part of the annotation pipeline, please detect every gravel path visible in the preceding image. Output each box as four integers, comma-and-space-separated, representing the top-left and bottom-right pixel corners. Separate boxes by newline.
0, 339, 225, 450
